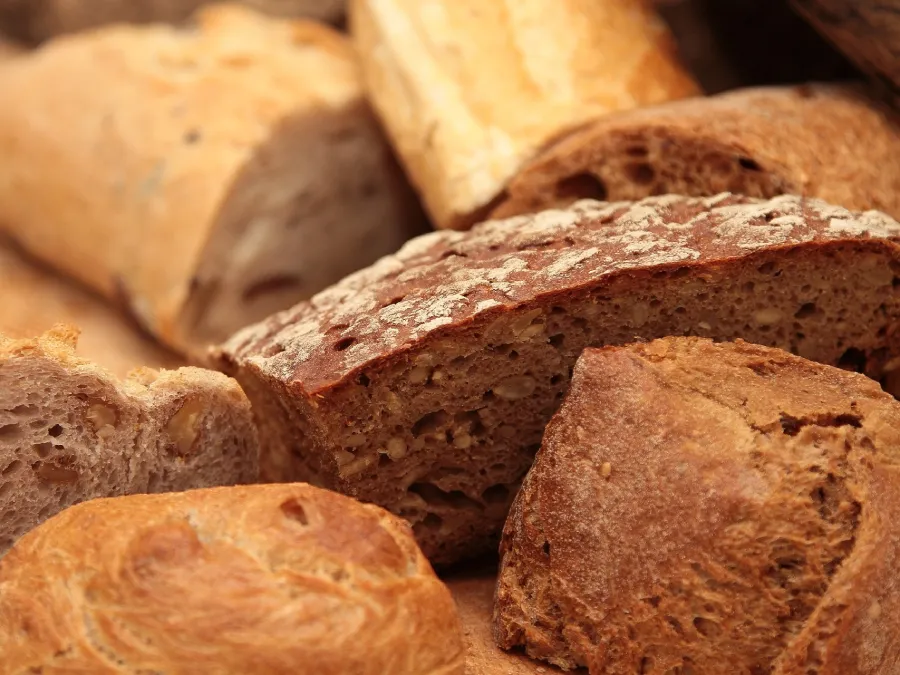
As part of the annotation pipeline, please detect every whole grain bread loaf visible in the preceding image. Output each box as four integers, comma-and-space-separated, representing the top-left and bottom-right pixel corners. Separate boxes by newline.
495, 338, 900, 674
0, 243, 179, 377
0, 0, 345, 42
0, 326, 258, 554
216, 193, 900, 565
792, 0, 900, 91
349, 0, 698, 230
492, 85, 900, 221
0, 4, 424, 354
0, 483, 465, 674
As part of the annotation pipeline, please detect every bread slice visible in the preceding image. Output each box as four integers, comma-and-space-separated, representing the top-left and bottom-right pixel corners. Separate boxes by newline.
446, 569, 555, 675
0, 326, 258, 554
792, 0, 900, 91
491, 85, 900, 222
0, 4, 424, 353
0, 243, 179, 377
349, 0, 698, 230
495, 338, 900, 674
216, 193, 900, 564
0, 483, 465, 674
0, 0, 345, 42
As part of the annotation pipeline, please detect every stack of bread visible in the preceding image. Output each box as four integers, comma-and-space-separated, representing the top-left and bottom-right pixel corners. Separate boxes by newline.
0, 0, 899, 672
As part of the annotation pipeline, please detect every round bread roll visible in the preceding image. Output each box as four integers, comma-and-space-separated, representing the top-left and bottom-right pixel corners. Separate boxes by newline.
0, 483, 465, 674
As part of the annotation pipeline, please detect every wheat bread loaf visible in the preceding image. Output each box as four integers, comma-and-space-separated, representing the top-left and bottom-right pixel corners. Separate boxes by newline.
792, 0, 900, 91
0, 326, 258, 554
0, 483, 465, 674
0, 244, 179, 376
492, 85, 900, 221
495, 338, 900, 674
0, 0, 345, 42
349, 0, 698, 230
0, 4, 424, 354
447, 569, 562, 675
216, 193, 900, 564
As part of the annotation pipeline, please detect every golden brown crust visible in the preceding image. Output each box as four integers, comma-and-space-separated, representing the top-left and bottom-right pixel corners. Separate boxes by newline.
349, 0, 698, 229
0, 4, 421, 351
0, 244, 179, 376
492, 84, 900, 221
792, 0, 900, 90
0, 483, 465, 674
495, 338, 900, 673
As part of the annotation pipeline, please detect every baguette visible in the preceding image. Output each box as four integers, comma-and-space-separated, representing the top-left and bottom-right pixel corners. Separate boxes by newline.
0, 483, 465, 674
0, 326, 258, 554
0, 0, 345, 42
496, 338, 900, 673
216, 193, 900, 564
349, 0, 698, 230
492, 84, 900, 221
0, 243, 179, 376
0, 4, 424, 354
793, 0, 900, 90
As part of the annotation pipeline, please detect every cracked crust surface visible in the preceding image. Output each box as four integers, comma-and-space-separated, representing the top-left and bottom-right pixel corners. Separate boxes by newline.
0, 483, 465, 675
495, 338, 900, 674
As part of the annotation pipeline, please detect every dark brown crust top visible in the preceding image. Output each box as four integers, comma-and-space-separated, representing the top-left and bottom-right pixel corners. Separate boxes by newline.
220, 193, 900, 393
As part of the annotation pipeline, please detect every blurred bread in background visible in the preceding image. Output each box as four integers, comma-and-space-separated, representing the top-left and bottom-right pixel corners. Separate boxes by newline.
0, 0, 345, 43
0, 4, 425, 354
350, 0, 699, 230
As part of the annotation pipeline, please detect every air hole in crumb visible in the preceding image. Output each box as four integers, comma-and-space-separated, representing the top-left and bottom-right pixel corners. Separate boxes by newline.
413, 513, 443, 536
837, 348, 867, 373
412, 410, 450, 437
757, 261, 777, 275
280, 499, 309, 526
410, 483, 482, 511
795, 303, 818, 319
550, 374, 564, 385
1, 460, 21, 476
626, 145, 648, 157
542, 541, 550, 556
640, 656, 654, 673
693, 616, 721, 637
48, 425, 63, 438
0, 424, 22, 441
33, 443, 52, 459
555, 172, 608, 201
481, 484, 510, 505
626, 163, 655, 185
738, 157, 762, 171
334, 337, 356, 352
549, 334, 565, 349
358, 373, 371, 387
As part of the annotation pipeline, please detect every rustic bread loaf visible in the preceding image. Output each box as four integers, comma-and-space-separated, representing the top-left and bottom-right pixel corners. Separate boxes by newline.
448, 569, 554, 675
216, 193, 900, 565
0, 483, 465, 674
0, 243, 179, 376
0, 4, 424, 354
492, 84, 900, 221
792, 0, 900, 91
495, 338, 900, 674
349, 0, 698, 230
0, 326, 258, 554
0, 0, 345, 42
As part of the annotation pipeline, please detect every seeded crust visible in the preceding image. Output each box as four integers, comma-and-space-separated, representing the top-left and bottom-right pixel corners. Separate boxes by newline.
0, 483, 465, 674
495, 338, 900, 674
491, 85, 900, 223
0, 326, 259, 554
216, 193, 900, 564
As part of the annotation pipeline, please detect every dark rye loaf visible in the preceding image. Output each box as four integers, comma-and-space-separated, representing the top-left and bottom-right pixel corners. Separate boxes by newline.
216, 194, 900, 564
495, 338, 900, 674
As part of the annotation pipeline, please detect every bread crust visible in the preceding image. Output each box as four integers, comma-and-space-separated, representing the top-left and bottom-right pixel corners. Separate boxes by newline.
217, 193, 900, 563
0, 483, 465, 675
0, 4, 422, 352
495, 338, 900, 673
349, 0, 698, 229
792, 0, 900, 90
492, 84, 900, 221
0, 326, 259, 553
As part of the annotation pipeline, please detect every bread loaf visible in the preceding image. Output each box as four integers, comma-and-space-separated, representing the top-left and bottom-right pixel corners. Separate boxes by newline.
447, 570, 551, 675
495, 337, 900, 674
0, 326, 258, 554
216, 193, 900, 564
492, 85, 900, 221
349, 0, 698, 230
0, 244, 179, 376
0, 483, 465, 674
0, 0, 345, 42
793, 0, 900, 90
0, 4, 424, 354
